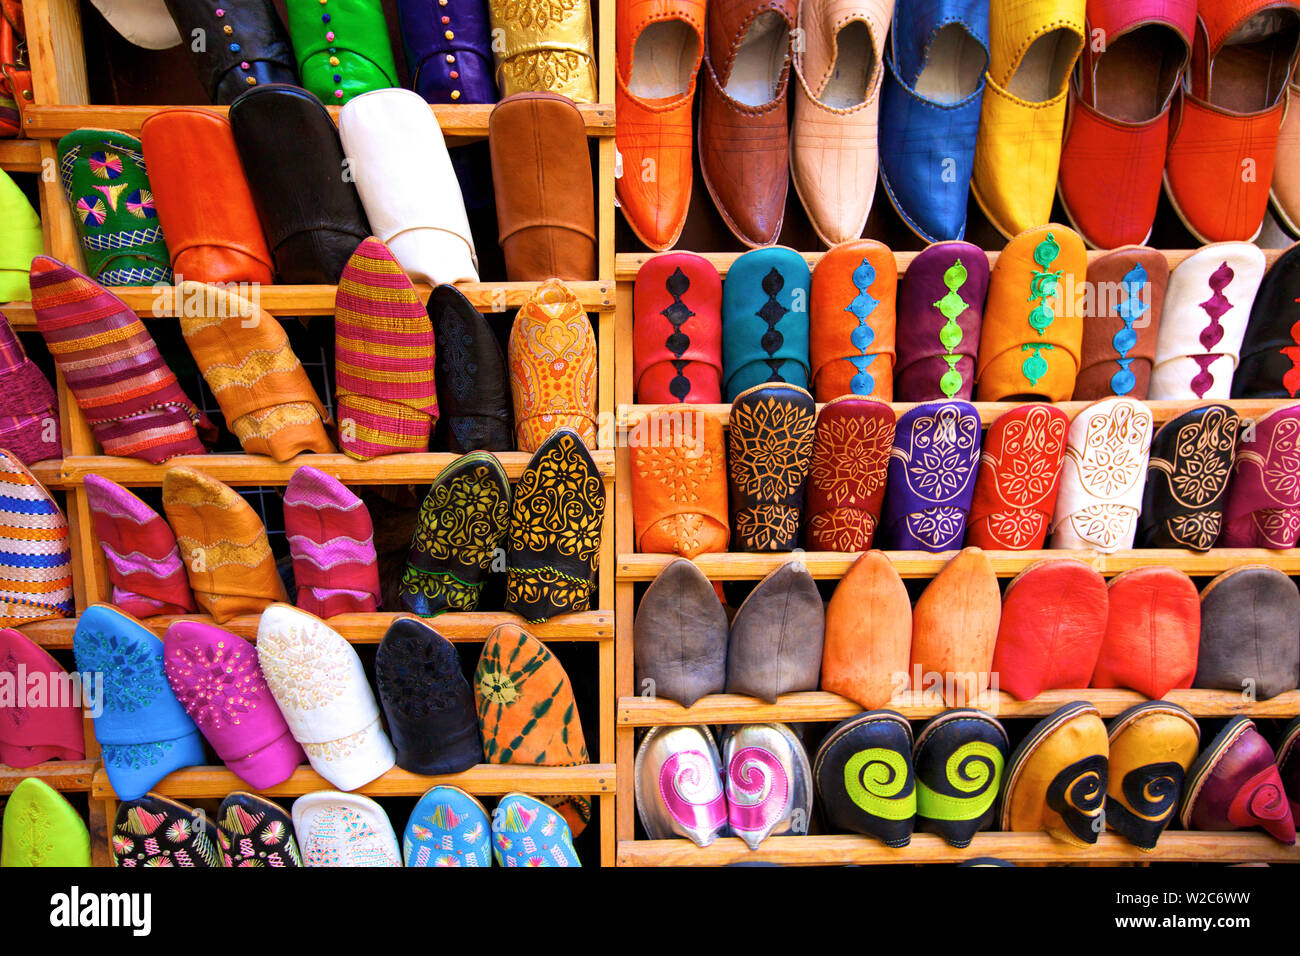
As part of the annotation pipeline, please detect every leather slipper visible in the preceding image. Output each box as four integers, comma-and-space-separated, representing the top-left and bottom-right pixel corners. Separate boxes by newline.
293, 791, 401, 866
0, 628, 85, 766
1196, 566, 1300, 701
217, 791, 303, 867
913, 709, 1008, 848
429, 283, 513, 452
725, 562, 824, 704
1137, 404, 1240, 550
403, 785, 492, 867
633, 557, 728, 707
629, 405, 729, 558
112, 794, 223, 867
966, 403, 1069, 550
821, 550, 911, 710
814, 711, 915, 846
1105, 702, 1199, 851
722, 723, 813, 850
911, 547, 1000, 707
635, 724, 728, 847
893, 241, 989, 402
633, 252, 723, 403
1092, 566, 1200, 700
804, 396, 894, 552
1180, 717, 1295, 845
1, 777, 90, 866
726, 383, 816, 552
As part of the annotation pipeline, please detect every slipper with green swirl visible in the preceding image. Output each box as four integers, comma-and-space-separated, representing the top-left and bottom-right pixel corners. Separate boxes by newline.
912, 709, 1009, 848
813, 711, 915, 847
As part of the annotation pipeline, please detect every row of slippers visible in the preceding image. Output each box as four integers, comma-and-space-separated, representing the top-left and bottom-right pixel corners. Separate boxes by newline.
0, 428, 604, 630
0, 780, 580, 867
631, 388, 1296, 556
0, 603, 591, 837
634, 237, 1300, 408
3, 237, 597, 465
636, 707, 1300, 851
636, 553, 1300, 710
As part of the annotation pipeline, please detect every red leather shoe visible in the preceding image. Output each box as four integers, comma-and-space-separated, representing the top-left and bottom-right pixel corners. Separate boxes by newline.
1164, 0, 1300, 243
617, 0, 706, 250
1058, 0, 1196, 248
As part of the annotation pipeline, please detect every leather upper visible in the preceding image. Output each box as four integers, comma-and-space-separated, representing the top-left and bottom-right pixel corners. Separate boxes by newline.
634, 558, 728, 707
630, 406, 729, 556
1233, 241, 1300, 397
1196, 566, 1300, 700
725, 562, 824, 703
1137, 404, 1240, 550
397, 0, 498, 103
285, 0, 400, 105
1091, 565, 1200, 699
1072, 247, 1168, 401
1105, 702, 1200, 851
721, 246, 811, 399
726, 383, 816, 551
966, 402, 1069, 550
162, 0, 297, 103
429, 284, 514, 452
910, 547, 1000, 707
804, 396, 895, 552
894, 241, 989, 401
1220, 401, 1300, 548
488, 0, 597, 101
821, 550, 911, 710
809, 239, 896, 401
634, 252, 724, 403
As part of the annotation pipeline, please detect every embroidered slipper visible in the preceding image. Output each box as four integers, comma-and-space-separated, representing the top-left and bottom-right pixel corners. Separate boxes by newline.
0, 450, 74, 628
1195, 566, 1300, 701
629, 405, 729, 558
429, 283, 513, 452
1092, 566, 1200, 700
492, 792, 581, 867
1105, 702, 1199, 851
178, 281, 333, 460
85, 474, 196, 617
726, 383, 816, 553
821, 550, 910, 710
1049, 396, 1153, 552
163, 620, 305, 790
0, 777, 91, 867
1219, 403, 1300, 549
725, 562, 824, 704
504, 428, 604, 622
162, 466, 289, 623
284, 465, 381, 617
804, 396, 894, 552
966, 403, 1069, 550
74, 604, 206, 800
722, 723, 813, 850
488, 0, 595, 101
258, 604, 396, 791
1277, 717, 1300, 822
286, 0, 399, 105
633, 252, 723, 403
991, 558, 1108, 701
1137, 404, 1240, 551
404, 785, 492, 867
1233, 242, 1300, 397
913, 709, 1008, 849
376, 617, 482, 776
910, 547, 1000, 707
160, 0, 297, 103
633, 557, 728, 707
0, 169, 43, 303
878, 399, 981, 551
55, 130, 171, 286
1180, 718, 1295, 845
809, 240, 897, 402
0, 313, 60, 464
0, 628, 85, 766
894, 241, 989, 402
814, 711, 915, 846
399, 452, 510, 616
292, 791, 401, 866
1072, 247, 1167, 401
397, 0, 497, 104
721, 247, 811, 400
335, 236, 439, 460
634, 725, 728, 848
999, 701, 1108, 847
217, 792, 302, 867
112, 794, 223, 867
508, 278, 598, 452
29, 256, 210, 462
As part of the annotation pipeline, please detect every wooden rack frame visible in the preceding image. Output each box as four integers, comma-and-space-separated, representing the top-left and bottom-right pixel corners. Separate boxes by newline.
612, 250, 1300, 866
1, 0, 620, 867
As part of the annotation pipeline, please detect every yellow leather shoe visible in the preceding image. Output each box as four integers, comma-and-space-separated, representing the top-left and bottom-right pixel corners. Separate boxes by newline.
0, 169, 40, 303
972, 0, 1085, 238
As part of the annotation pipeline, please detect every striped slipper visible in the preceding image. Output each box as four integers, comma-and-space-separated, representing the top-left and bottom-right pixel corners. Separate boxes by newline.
178, 281, 333, 461
508, 278, 597, 452
334, 237, 438, 459
29, 256, 211, 462
84, 473, 196, 617
0, 311, 60, 465
0, 450, 73, 628
161, 465, 288, 623
283, 465, 381, 616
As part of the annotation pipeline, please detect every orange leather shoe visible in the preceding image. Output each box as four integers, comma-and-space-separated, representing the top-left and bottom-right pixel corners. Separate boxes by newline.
1164, 0, 1300, 243
617, 0, 706, 250
1272, 78, 1300, 235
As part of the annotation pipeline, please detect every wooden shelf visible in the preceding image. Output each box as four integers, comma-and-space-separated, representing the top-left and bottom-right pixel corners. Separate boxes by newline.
617, 833, 1300, 866
0, 760, 96, 793
618, 690, 1300, 727
31, 449, 615, 488
1, 279, 614, 329
617, 548, 1300, 581
22, 102, 616, 139
90, 763, 615, 799
618, 399, 1296, 430
0, 139, 42, 172
22, 609, 612, 648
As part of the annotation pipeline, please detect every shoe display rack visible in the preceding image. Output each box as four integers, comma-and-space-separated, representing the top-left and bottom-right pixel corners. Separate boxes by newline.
612, 247, 1300, 866
0, 0, 621, 867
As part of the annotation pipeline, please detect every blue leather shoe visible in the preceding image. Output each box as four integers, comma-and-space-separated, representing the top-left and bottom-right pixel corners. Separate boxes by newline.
879, 0, 990, 242
722, 246, 811, 401
396, 0, 497, 104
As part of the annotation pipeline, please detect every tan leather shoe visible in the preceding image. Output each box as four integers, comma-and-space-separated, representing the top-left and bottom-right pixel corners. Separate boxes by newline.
699, 0, 797, 246
1273, 80, 1300, 236
791, 0, 894, 246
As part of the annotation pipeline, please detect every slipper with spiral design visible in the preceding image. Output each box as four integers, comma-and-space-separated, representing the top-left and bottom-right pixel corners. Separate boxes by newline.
1180, 718, 1295, 845
284, 465, 381, 617
723, 723, 813, 849
913, 709, 1008, 848
1105, 702, 1199, 851
814, 711, 915, 846
634, 725, 728, 847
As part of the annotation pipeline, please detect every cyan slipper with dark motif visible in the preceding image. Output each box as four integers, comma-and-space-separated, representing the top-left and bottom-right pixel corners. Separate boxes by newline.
913, 709, 1008, 848
814, 711, 915, 847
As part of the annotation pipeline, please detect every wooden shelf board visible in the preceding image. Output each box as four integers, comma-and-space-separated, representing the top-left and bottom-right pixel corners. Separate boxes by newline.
0, 139, 42, 172
90, 763, 615, 799
0, 760, 97, 793
33, 449, 615, 487
618, 399, 1296, 431
22, 609, 611, 648
618, 690, 1300, 726
617, 549, 1300, 580
617, 833, 1300, 866
23, 102, 616, 139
